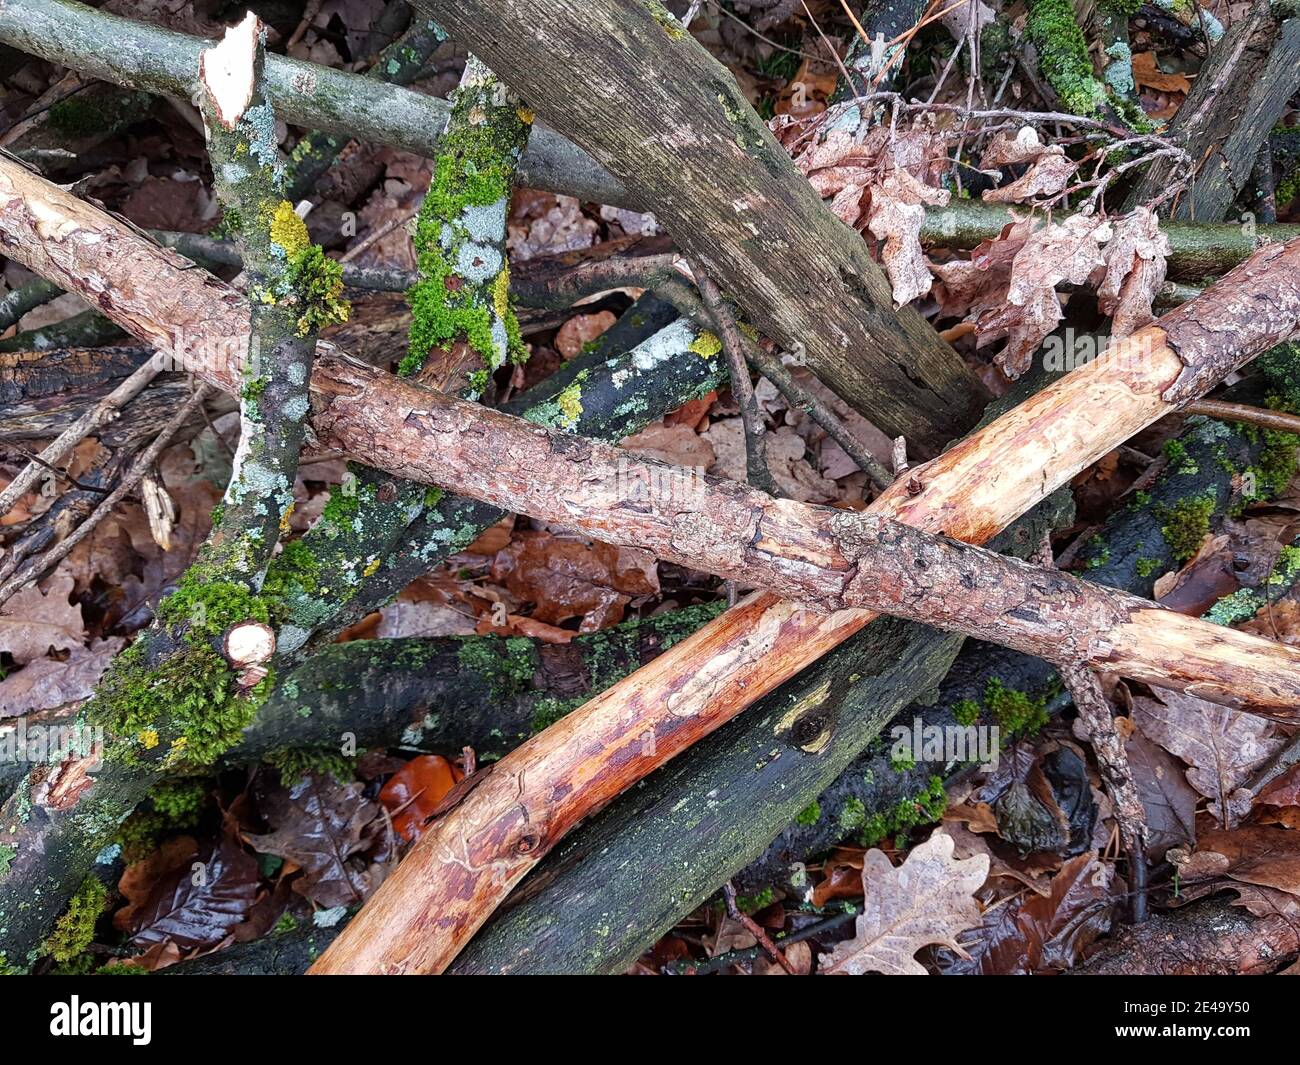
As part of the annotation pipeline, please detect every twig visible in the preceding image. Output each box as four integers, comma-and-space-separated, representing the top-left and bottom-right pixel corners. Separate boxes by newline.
721, 881, 797, 974
1183, 398, 1300, 435
694, 267, 776, 495
745, 342, 893, 491
0, 384, 208, 608
0, 357, 160, 519
1058, 663, 1149, 923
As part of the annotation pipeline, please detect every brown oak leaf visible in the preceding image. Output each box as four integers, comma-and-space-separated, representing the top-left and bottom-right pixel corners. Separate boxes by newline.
1098, 206, 1169, 339
819, 827, 988, 975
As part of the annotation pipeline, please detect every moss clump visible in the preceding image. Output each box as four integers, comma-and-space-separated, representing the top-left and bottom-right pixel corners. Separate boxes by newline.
283, 244, 349, 337
88, 571, 282, 768
265, 748, 355, 784
1084, 535, 1110, 570
403, 69, 529, 384
984, 678, 1048, 738
1252, 427, 1300, 499
1259, 343, 1300, 411
530, 695, 585, 733
952, 698, 981, 726
263, 539, 322, 599
1026, 0, 1105, 116
1155, 490, 1217, 561
1135, 557, 1160, 577
1101, 0, 1142, 15
1163, 438, 1199, 475
43, 877, 109, 964
855, 776, 950, 847
795, 801, 821, 826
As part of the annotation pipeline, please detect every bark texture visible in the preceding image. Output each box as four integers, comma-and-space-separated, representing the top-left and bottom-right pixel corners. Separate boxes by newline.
415, 0, 985, 454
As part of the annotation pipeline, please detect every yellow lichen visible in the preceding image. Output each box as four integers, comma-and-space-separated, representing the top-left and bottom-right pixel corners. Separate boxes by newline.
269, 200, 310, 256
688, 330, 722, 358
138, 728, 159, 750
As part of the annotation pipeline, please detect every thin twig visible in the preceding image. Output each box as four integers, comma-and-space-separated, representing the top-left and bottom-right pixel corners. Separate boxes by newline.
1058, 662, 1149, 924
722, 881, 797, 975
0, 384, 208, 608
0, 356, 160, 519
693, 266, 777, 496
1184, 398, 1300, 435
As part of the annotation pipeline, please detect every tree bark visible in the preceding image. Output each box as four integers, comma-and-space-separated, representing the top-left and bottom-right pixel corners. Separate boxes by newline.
5, 145, 1300, 976
414, 0, 985, 454
1125, 0, 1300, 219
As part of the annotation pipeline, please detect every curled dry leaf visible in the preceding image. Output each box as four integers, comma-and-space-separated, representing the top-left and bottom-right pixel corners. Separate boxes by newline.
1098, 206, 1169, 339
868, 170, 950, 306
981, 128, 1077, 206
0, 637, 123, 716
978, 214, 1111, 378
818, 827, 988, 975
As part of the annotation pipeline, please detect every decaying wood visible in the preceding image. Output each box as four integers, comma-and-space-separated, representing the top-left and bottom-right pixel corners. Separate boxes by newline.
1125, 0, 1300, 220
0, 0, 628, 209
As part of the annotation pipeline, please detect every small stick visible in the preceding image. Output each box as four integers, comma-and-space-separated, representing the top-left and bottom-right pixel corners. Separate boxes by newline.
721, 881, 797, 975
0, 356, 160, 519
1183, 398, 1300, 435
0, 384, 208, 608
693, 266, 776, 495
1058, 662, 1149, 923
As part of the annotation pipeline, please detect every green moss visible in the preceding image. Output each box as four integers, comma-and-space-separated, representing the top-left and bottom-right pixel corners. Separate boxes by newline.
1084, 535, 1110, 570
43, 877, 108, 964
890, 751, 917, 772
282, 245, 349, 337
263, 539, 322, 599
856, 776, 950, 847
1155, 490, 1217, 561
48, 89, 153, 137
530, 695, 586, 733
795, 801, 821, 826
97, 963, 149, 975
1163, 438, 1199, 475
839, 797, 868, 834
265, 748, 355, 784
984, 678, 1048, 738
952, 698, 981, 726
1252, 427, 1300, 498
1026, 0, 1105, 116
1135, 557, 1160, 577
736, 887, 775, 912
404, 69, 529, 384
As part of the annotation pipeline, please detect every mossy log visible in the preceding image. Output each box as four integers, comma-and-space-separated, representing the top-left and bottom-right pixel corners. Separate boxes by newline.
448, 496, 1070, 974
415, 0, 986, 454
239, 604, 724, 764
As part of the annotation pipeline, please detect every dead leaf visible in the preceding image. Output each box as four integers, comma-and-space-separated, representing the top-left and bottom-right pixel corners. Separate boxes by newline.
0, 637, 123, 716
1098, 206, 1169, 339
247, 772, 384, 907
977, 214, 1111, 378
1126, 731, 1198, 858
0, 573, 85, 665
1132, 687, 1283, 827
555, 311, 617, 359
378, 755, 464, 842
489, 530, 660, 632
981, 129, 1077, 205
1132, 52, 1192, 94
818, 827, 988, 975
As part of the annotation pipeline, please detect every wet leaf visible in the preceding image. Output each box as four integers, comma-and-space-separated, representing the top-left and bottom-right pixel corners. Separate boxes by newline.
378, 754, 465, 842
0, 573, 85, 665
247, 771, 384, 907
0, 637, 123, 716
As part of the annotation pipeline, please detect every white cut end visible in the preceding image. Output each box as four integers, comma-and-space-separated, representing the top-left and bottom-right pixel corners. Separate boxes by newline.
200, 12, 261, 128
224, 621, 276, 667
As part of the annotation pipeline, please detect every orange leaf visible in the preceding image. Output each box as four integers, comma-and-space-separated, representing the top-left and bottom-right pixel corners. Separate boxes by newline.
1132, 52, 1191, 94
379, 755, 464, 842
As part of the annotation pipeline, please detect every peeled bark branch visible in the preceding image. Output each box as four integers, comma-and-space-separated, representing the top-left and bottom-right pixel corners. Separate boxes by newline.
4, 148, 1300, 976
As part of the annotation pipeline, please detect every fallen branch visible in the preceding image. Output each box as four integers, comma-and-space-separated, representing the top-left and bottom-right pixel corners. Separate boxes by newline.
415, 0, 986, 454
5, 150, 1300, 974
0, 0, 627, 208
